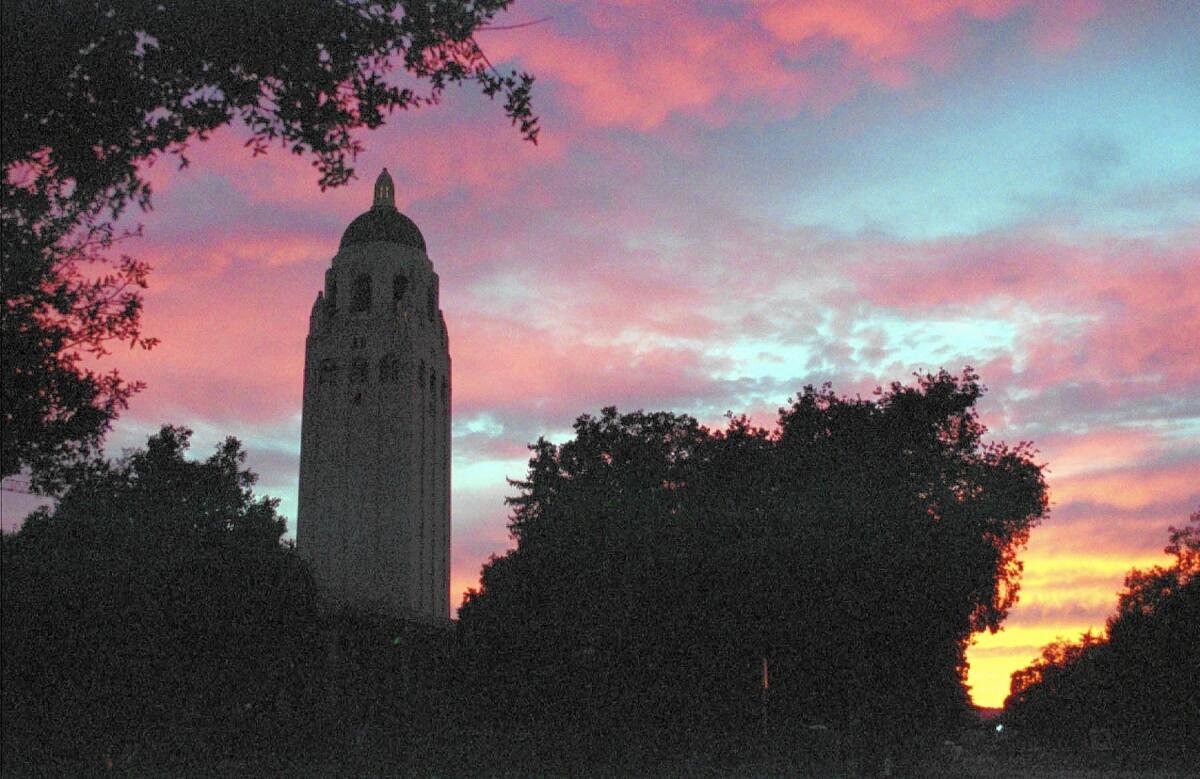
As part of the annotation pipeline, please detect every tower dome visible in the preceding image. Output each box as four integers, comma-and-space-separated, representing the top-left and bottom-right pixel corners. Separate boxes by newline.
338, 168, 427, 251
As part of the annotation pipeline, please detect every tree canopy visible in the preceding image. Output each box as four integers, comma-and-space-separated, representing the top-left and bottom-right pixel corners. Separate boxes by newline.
455, 369, 1049, 769
1004, 508, 1200, 762
0, 426, 320, 768
1, 0, 538, 486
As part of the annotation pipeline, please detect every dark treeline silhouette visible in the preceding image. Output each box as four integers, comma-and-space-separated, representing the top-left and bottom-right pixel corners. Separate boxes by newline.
3, 369, 1050, 774
1, 426, 447, 774
451, 368, 1048, 773
1003, 509, 1200, 765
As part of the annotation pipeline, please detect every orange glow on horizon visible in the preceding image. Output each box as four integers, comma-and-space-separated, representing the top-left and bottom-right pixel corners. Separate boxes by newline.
966, 548, 1173, 708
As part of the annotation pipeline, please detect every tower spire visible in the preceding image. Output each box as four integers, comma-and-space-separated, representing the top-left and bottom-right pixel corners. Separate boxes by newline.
373, 168, 395, 209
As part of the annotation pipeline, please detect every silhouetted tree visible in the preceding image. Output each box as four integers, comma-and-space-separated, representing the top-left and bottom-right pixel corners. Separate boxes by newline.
1005, 508, 1200, 764
2, 0, 538, 487
1, 426, 322, 770
457, 369, 1048, 768
766, 372, 1047, 754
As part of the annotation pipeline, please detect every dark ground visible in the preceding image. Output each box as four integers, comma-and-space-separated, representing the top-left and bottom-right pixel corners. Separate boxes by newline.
22, 739, 1195, 778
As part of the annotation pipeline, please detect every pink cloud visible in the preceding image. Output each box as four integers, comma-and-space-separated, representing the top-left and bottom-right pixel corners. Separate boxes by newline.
1030, 0, 1102, 52
481, 0, 1102, 130
1001, 600, 1117, 628
88, 237, 319, 427
451, 311, 725, 419
1027, 498, 1196, 560
1051, 461, 1198, 514
1034, 428, 1164, 478
855, 233, 1200, 400
135, 89, 564, 225
485, 4, 774, 130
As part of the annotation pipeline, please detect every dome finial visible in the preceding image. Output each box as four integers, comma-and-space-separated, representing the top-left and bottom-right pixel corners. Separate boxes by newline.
372, 168, 395, 210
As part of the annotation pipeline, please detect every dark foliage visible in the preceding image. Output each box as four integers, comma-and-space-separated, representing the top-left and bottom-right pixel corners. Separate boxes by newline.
2, 0, 537, 487
0, 426, 451, 773
0, 205, 157, 488
1004, 509, 1200, 764
1, 426, 313, 769
455, 369, 1049, 770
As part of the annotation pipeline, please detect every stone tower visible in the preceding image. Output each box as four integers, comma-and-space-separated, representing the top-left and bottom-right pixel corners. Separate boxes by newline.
297, 169, 450, 621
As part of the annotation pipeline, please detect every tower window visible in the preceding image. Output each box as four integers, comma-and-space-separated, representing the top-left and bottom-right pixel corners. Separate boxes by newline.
429, 369, 436, 395
393, 273, 408, 302
327, 281, 338, 315
351, 274, 372, 312
318, 359, 338, 385
441, 376, 448, 403
349, 358, 369, 384
427, 286, 436, 322
379, 354, 401, 384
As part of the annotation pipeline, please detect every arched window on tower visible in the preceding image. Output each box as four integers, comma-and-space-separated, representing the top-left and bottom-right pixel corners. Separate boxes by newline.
374, 170, 394, 206
349, 358, 369, 384
393, 273, 408, 303
351, 274, 372, 312
318, 359, 338, 385
429, 368, 436, 395
378, 354, 401, 384
326, 280, 338, 316
441, 376, 448, 403
427, 285, 436, 322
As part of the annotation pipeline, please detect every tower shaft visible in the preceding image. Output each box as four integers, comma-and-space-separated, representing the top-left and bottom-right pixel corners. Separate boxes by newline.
297, 173, 450, 620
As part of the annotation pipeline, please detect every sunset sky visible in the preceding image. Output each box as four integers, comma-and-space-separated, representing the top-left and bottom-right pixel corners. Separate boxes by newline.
3, 0, 1198, 708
